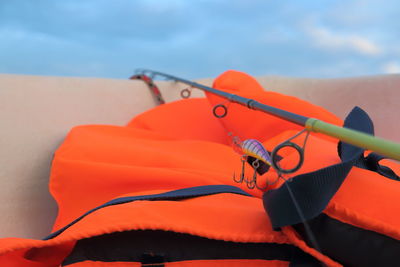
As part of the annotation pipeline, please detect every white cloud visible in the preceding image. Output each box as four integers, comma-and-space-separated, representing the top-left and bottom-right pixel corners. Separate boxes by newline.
382, 61, 400, 74
305, 26, 381, 56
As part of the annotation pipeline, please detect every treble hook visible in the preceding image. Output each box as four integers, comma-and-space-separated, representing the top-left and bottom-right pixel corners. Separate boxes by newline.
245, 160, 259, 189
246, 159, 269, 190
233, 155, 268, 190
232, 138, 272, 190
233, 155, 246, 183
246, 178, 256, 189
233, 162, 257, 189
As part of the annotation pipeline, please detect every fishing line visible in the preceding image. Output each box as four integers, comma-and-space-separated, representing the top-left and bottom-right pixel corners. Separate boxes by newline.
279, 174, 322, 253
267, 129, 321, 253
269, 130, 321, 254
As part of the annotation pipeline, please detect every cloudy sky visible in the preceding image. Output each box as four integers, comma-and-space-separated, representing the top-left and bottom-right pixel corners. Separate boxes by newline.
1, 0, 399, 79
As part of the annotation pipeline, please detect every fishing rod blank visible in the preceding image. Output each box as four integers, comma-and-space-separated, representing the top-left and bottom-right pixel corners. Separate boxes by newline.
135, 69, 400, 162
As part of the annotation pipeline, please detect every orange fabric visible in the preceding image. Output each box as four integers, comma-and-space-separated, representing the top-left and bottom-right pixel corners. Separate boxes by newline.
2, 70, 398, 267
127, 97, 230, 145
49, 123, 262, 230
326, 165, 400, 240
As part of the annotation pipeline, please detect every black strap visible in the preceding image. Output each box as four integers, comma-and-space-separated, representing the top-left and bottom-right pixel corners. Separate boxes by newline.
263, 106, 379, 229
44, 185, 251, 240
361, 152, 400, 181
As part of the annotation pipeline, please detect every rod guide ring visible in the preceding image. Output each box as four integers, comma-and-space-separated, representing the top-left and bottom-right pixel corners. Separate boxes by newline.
213, 104, 228, 118
180, 88, 191, 99
271, 142, 304, 174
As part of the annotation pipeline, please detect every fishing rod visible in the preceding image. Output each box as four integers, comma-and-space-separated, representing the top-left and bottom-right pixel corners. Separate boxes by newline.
133, 69, 400, 164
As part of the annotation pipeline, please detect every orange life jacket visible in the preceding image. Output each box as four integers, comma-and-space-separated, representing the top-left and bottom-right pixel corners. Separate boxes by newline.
0, 70, 398, 267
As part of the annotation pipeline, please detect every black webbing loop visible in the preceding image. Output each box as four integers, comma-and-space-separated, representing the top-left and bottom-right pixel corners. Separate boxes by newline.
363, 153, 400, 180
338, 133, 399, 181
263, 106, 376, 229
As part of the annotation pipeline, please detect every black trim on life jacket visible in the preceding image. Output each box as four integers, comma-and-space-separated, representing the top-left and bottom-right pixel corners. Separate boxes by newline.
293, 213, 400, 267
352, 152, 400, 181
62, 230, 322, 266
44, 185, 252, 240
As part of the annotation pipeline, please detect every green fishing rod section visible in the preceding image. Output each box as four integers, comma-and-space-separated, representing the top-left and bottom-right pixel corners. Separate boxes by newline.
135, 69, 400, 162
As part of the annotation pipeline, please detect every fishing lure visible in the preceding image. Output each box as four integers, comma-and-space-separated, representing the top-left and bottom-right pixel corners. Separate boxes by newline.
231, 135, 273, 190
230, 132, 308, 190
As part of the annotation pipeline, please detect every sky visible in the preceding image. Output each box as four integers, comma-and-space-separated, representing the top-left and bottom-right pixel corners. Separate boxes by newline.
0, 0, 399, 79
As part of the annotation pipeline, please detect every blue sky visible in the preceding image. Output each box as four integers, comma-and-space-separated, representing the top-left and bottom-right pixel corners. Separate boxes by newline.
0, 0, 399, 79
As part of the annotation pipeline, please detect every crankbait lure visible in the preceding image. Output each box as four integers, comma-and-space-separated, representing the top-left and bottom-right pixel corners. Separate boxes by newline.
231, 135, 273, 190
242, 139, 273, 166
